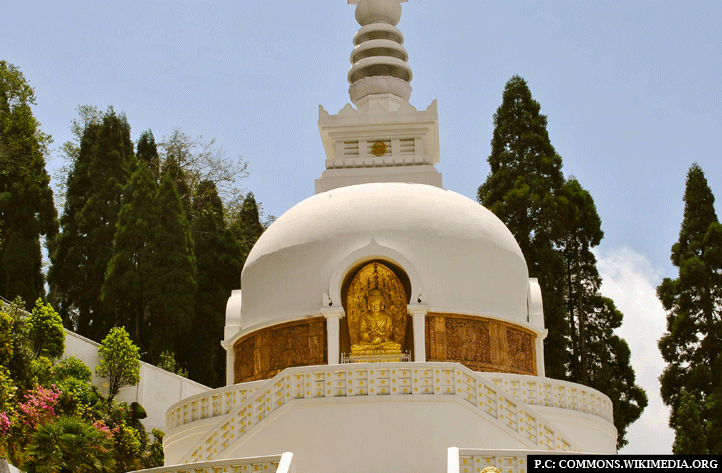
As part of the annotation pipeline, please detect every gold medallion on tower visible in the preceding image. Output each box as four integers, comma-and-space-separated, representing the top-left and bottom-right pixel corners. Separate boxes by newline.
371, 141, 387, 157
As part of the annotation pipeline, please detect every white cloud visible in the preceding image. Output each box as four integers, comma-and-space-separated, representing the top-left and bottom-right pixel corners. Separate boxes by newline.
595, 246, 674, 454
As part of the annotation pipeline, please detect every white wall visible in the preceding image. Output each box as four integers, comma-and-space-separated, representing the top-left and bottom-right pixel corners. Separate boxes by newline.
63, 330, 210, 433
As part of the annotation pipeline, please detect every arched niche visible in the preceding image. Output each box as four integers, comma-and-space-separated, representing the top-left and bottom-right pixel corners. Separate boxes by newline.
326, 238, 422, 309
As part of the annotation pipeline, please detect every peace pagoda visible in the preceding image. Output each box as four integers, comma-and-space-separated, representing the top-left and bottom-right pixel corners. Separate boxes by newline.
147, 2, 617, 472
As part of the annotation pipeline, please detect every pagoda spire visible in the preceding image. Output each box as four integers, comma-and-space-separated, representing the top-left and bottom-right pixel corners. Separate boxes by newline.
315, 0, 441, 194
348, 0, 412, 109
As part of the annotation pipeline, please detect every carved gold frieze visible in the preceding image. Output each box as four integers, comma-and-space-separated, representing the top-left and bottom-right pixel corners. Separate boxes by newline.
425, 313, 537, 376
233, 317, 327, 383
346, 261, 407, 356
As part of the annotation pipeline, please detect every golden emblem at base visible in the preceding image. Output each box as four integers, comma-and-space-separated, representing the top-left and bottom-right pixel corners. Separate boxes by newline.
480, 467, 502, 473
347, 262, 407, 357
371, 141, 387, 157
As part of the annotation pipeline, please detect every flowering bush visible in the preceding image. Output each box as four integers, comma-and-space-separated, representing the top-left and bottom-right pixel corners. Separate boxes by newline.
0, 411, 11, 436
17, 384, 61, 430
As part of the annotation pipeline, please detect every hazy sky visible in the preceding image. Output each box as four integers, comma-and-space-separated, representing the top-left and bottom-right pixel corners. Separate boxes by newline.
3, 0, 721, 454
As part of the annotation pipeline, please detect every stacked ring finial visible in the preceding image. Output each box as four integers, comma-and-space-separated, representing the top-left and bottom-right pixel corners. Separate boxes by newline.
348, 0, 412, 104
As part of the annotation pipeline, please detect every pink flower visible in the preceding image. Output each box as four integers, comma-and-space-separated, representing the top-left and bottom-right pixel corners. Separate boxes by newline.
17, 384, 61, 430
0, 412, 11, 435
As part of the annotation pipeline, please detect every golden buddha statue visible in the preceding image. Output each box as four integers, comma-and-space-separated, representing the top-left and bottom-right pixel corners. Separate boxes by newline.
351, 289, 401, 353
346, 261, 408, 358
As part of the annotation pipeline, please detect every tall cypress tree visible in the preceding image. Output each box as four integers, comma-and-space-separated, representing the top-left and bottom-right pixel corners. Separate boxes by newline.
560, 179, 646, 448
180, 180, 242, 386
49, 108, 133, 338
136, 130, 160, 180
478, 75, 568, 378
658, 163, 722, 453
146, 172, 197, 362
231, 191, 265, 256
561, 178, 604, 384
102, 161, 160, 350
0, 61, 58, 308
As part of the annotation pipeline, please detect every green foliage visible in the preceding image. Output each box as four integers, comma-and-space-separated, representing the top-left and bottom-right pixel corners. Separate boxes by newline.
0, 365, 16, 412
705, 369, 722, 454
0, 302, 13, 366
23, 415, 115, 473
0, 61, 58, 308
146, 173, 197, 360
0, 302, 162, 471
136, 129, 160, 179
478, 75, 568, 378
479, 77, 645, 447
157, 350, 188, 378
55, 356, 93, 383
4, 297, 34, 391
658, 163, 722, 453
102, 161, 159, 349
672, 390, 708, 454
148, 429, 165, 468
49, 108, 133, 338
232, 191, 265, 252
179, 180, 242, 386
130, 401, 147, 420
96, 327, 140, 401
27, 298, 65, 359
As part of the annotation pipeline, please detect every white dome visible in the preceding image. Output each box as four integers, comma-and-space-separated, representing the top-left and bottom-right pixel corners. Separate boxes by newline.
240, 183, 529, 331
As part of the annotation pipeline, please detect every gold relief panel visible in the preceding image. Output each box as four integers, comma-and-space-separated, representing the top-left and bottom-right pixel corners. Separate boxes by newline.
445, 317, 491, 364
345, 261, 408, 357
425, 313, 537, 376
233, 317, 327, 383
507, 327, 535, 374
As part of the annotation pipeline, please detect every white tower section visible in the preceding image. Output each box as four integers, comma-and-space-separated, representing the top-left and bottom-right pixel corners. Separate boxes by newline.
315, 0, 442, 193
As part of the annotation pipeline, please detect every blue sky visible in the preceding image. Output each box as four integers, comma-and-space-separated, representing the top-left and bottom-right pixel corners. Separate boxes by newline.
3, 0, 721, 454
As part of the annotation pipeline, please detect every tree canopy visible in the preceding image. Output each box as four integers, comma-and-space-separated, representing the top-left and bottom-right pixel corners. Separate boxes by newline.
49, 108, 134, 339
478, 75, 568, 378
479, 76, 646, 447
0, 61, 58, 309
658, 163, 722, 454
96, 326, 140, 402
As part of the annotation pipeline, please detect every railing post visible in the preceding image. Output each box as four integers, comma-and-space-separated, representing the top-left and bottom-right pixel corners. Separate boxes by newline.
408, 305, 429, 362
447, 447, 460, 473
321, 307, 345, 365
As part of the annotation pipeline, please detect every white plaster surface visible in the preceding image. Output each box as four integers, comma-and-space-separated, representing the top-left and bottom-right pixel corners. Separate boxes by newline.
239, 183, 529, 335
223, 398, 529, 473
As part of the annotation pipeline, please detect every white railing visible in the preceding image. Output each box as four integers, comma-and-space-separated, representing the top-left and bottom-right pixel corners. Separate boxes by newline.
487, 374, 613, 423
171, 370, 614, 433
182, 362, 582, 464
166, 380, 265, 431
448, 448, 586, 473
132, 452, 294, 473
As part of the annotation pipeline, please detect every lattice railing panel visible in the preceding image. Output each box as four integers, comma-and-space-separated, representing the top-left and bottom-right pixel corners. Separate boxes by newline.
182, 363, 583, 464
488, 374, 613, 422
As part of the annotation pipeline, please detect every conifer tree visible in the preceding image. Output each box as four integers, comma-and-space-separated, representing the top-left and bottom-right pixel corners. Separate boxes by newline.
136, 129, 160, 180
658, 163, 722, 453
561, 178, 603, 384
672, 390, 708, 454
232, 191, 265, 255
180, 180, 243, 386
479, 80, 646, 444
146, 173, 197, 362
50, 108, 134, 338
478, 75, 568, 378
0, 61, 58, 308
102, 162, 160, 349
161, 153, 192, 220
560, 179, 646, 448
